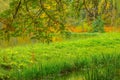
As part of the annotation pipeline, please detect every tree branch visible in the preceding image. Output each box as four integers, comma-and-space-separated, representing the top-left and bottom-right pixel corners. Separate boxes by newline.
83, 0, 93, 17
13, 0, 22, 19
39, 0, 64, 27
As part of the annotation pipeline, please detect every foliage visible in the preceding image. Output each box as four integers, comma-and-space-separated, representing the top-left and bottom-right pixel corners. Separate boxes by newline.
92, 16, 104, 32
0, 0, 120, 42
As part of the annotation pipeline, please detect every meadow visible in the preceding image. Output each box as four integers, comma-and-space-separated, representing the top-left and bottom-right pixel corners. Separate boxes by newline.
0, 32, 120, 80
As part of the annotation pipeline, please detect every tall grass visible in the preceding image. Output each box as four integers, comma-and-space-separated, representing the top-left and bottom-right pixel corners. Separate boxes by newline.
85, 53, 120, 80
0, 33, 120, 80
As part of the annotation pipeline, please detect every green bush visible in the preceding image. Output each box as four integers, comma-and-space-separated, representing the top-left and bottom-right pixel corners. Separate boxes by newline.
92, 16, 104, 32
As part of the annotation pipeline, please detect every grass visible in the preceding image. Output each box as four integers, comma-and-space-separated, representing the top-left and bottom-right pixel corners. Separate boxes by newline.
0, 32, 120, 80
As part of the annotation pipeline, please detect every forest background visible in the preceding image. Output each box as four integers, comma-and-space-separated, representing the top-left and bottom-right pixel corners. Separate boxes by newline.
0, 0, 120, 45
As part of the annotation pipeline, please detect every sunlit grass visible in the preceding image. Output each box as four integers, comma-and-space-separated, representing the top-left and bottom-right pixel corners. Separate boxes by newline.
0, 32, 120, 80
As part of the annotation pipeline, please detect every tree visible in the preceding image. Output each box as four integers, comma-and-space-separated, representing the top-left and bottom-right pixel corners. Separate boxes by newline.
0, 0, 120, 42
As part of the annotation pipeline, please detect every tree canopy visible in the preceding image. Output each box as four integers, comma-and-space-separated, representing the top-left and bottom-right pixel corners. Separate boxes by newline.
0, 0, 120, 42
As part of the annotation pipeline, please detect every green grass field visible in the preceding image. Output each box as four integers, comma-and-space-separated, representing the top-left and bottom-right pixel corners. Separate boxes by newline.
0, 33, 120, 80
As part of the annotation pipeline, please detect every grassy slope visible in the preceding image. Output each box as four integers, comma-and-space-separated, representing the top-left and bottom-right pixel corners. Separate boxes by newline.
0, 33, 120, 79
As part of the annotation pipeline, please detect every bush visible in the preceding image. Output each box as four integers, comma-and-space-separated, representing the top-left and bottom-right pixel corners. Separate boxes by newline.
92, 16, 104, 32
